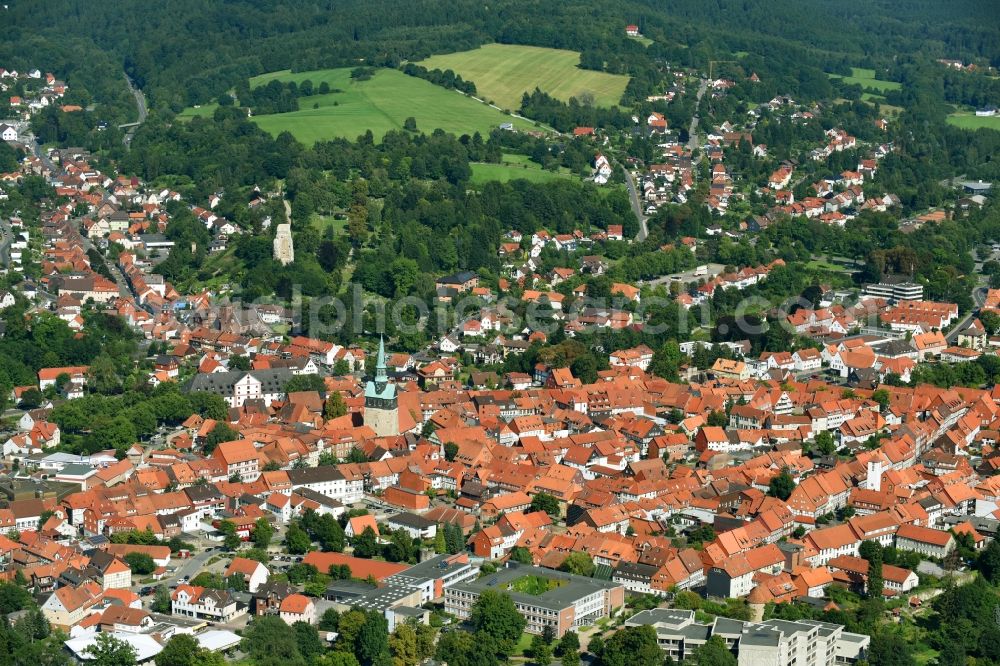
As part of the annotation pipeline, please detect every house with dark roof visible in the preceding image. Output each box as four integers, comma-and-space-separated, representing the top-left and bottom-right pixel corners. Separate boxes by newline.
387, 512, 437, 539
252, 581, 296, 616
186, 368, 294, 408
435, 271, 479, 302
444, 564, 624, 637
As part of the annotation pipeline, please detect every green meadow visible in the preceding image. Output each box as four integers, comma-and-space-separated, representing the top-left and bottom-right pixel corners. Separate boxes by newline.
470, 153, 578, 185
829, 67, 901, 92
420, 44, 630, 110
189, 67, 537, 143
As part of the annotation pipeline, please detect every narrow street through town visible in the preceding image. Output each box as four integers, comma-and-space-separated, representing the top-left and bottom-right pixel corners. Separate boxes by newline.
625, 167, 649, 241
122, 73, 148, 148
628, 78, 708, 242
686, 78, 709, 157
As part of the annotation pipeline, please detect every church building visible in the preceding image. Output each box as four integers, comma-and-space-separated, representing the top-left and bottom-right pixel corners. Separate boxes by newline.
364, 337, 399, 437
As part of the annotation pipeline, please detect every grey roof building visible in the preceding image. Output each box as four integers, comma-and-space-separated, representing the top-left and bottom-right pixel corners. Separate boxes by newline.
444, 564, 625, 637
387, 512, 437, 538
625, 608, 870, 666
186, 368, 294, 408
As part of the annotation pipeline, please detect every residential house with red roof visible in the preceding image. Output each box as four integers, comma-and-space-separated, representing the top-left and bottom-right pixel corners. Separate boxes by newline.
225, 557, 270, 593
279, 593, 315, 625
212, 439, 260, 482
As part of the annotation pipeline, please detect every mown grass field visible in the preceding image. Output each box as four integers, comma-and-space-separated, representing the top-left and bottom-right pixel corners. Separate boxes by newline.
177, 102, 218, 119
311, 213, 348, 235
860, 93, 903, 114
804, 258, 850, 273
947, 112, 1000, 130
419, 44, 630, 110
220, 67, 535, 143
829, 67, 901, 92
470, 153, 577, 185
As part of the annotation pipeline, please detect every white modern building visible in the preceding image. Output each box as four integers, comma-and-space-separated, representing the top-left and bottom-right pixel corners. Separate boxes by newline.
626, 609, 870, 666
287, 466, 364, 505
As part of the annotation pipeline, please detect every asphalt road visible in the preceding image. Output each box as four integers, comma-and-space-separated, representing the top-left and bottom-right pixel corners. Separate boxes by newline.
941, 245, 995, 343
946, 291, 987, 343
0, 216, 11, 268
29, 136, 57, 172
133, 547, 218, 595
624, 168, 649, 241
641, 262, 726, 288
123, 74, 148, 148
626, 78, 708, 242
686, 78, 709, 157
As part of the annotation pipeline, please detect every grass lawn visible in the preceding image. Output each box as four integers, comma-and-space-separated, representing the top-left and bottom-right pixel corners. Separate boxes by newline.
178, 102, 218, 120
805, 258, 851, 273
628, 35, 654, 47
829, 67, 901, 92
860, 92, 902, 111
947, 112, 1000, 131
471, 154, 577, 185
509, 574, 567, 596
241, 67, 536, 144
471, 163, 568, 184
512, 633, 534, 656
311, 213, 348, 235
419, 44, 630, 110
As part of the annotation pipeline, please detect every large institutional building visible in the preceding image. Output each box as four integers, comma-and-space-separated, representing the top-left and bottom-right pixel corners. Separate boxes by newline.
626, 608, 870, 666
444, 564, 625, 637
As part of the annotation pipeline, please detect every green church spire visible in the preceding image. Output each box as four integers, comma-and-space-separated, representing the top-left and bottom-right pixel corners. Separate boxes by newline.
375, 335, 387, 383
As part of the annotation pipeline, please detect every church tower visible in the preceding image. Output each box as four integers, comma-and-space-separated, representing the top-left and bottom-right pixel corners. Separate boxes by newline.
363, 337, 399, 437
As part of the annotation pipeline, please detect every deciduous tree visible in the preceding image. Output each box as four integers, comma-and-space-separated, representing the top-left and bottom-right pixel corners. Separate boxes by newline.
595, 625, 661, 666
767, 469, 795, 500
530, 492, 560, 517
285, 523, 312, 554
242, 615, 307, 666
357, 609, 391, 666
469, 589, 527, 656
123, 552, 155, 575
559, 551, 595, 577
252, 517, 274, 548
688, 635, 736, 666
859, 540, 884, 600
353, 526, 379, 558
389, 622, 419, 666
89, 633, 137, 666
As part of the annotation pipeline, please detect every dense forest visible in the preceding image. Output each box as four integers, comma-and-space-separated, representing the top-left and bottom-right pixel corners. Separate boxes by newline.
3, 0, 997, 118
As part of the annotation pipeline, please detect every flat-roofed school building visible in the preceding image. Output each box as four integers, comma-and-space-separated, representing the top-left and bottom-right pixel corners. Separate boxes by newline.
444, 564, 624, 637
